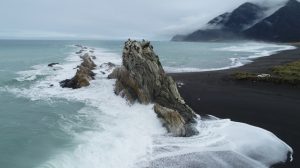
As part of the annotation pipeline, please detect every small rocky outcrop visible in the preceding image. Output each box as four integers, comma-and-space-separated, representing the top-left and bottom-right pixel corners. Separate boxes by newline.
48, 63, 59, 67
74, 44, 83, 48
80, 53, 97, 69
100, 62, 116, 71
109, 40, 199, 137
76, 50, 84, 54
60, 53, 96, 89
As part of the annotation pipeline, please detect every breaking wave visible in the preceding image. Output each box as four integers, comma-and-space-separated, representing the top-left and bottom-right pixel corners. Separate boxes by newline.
0, 44, 293, 168
165, 42, 296, 73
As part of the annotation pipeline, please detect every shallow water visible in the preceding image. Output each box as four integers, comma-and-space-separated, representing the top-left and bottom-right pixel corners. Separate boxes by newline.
0, 40, 294, 168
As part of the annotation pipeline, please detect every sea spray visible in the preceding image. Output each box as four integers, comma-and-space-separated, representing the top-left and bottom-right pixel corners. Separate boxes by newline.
1, 44, 293, 168
3, 45, 166, 168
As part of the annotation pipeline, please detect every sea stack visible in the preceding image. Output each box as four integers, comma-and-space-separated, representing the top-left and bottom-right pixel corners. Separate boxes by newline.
108, 40, 199, 137
60, 53, 96, 89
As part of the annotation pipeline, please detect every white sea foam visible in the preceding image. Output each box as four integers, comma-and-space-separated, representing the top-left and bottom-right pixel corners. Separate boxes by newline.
217, 42, 296, 62
2, 44, 293, 168
216, 42, 296, 53
146, 119, 292, 168
164, 58, 244, 73
164, 57, 245, 73
165, 42, 296, 73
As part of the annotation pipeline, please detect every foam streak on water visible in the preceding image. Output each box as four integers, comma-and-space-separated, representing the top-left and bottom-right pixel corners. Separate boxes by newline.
1, 44, 293, 168
164, 42, 296, 73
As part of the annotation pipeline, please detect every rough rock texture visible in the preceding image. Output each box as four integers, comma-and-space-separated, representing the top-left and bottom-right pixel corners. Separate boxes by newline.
109, 40, 199, 136
80, 53, 97, 69
60, 53, 96, 89
154, 104, 187, 137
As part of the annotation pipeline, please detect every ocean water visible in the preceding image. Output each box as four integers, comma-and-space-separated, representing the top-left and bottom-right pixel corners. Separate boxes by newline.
0, 40, 295, 168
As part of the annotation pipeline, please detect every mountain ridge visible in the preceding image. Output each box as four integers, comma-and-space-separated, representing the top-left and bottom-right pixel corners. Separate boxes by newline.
172, 0, 300, 42
244, 0, 300, 42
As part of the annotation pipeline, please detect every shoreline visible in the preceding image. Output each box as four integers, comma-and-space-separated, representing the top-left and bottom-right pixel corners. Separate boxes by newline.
170, 44, 300, 168
165, 42, 296, 74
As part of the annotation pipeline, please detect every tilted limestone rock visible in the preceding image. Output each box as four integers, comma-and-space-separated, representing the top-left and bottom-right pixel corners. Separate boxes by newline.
109, 40, 199, 136
60, 53, 96, 89
154, 104, 186, 136
80, 53, 97, 69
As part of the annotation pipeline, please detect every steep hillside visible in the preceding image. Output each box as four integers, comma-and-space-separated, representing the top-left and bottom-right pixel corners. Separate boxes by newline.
172, 0, 300, 42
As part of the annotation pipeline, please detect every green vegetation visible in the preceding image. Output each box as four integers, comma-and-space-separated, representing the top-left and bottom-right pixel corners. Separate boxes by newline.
232, 60, 300, 85
233, 72, 258, 80
272, 60, 300, 84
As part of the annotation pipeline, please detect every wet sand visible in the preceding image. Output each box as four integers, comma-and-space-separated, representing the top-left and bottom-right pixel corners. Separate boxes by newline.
171, 44, 300, 168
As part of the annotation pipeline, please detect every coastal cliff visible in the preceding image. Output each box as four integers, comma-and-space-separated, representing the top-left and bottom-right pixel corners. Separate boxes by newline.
109, 40, 199, 137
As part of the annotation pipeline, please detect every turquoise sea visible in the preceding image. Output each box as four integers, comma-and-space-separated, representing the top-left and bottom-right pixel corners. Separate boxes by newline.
0, 40, 295, 168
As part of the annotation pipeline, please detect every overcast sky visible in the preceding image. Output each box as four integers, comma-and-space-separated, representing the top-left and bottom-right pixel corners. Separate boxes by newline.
0, 0, 289, 40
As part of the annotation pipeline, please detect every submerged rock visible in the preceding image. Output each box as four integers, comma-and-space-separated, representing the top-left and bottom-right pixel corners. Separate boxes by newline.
100, 62, 116, 71
60, 54, 96, 89
74, 44, 83, 48
109, 40, 198, 136
48, 63, 59, 67
76, 50, 84, 54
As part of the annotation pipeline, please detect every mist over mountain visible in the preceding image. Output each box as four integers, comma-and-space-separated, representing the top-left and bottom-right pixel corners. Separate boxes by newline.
172, 0, 300, 42
244, 0, 300, 42
0, 0, 289, 40
207, 2, 266, 31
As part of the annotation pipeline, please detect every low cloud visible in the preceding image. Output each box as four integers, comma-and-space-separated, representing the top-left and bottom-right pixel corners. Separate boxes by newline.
0, 0, 290, 40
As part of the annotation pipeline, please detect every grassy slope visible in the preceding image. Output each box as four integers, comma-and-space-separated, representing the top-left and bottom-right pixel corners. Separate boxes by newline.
233, 60, 300, 85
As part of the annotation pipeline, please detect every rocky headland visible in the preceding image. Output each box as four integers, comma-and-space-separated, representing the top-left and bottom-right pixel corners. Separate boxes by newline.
108, 40, 199, 137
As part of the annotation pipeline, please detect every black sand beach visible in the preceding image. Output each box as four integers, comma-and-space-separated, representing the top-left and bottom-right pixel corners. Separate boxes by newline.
171, 44, 300, 168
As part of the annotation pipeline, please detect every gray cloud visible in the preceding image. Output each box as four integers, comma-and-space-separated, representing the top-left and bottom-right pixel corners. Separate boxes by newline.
0, 0, 290, 40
